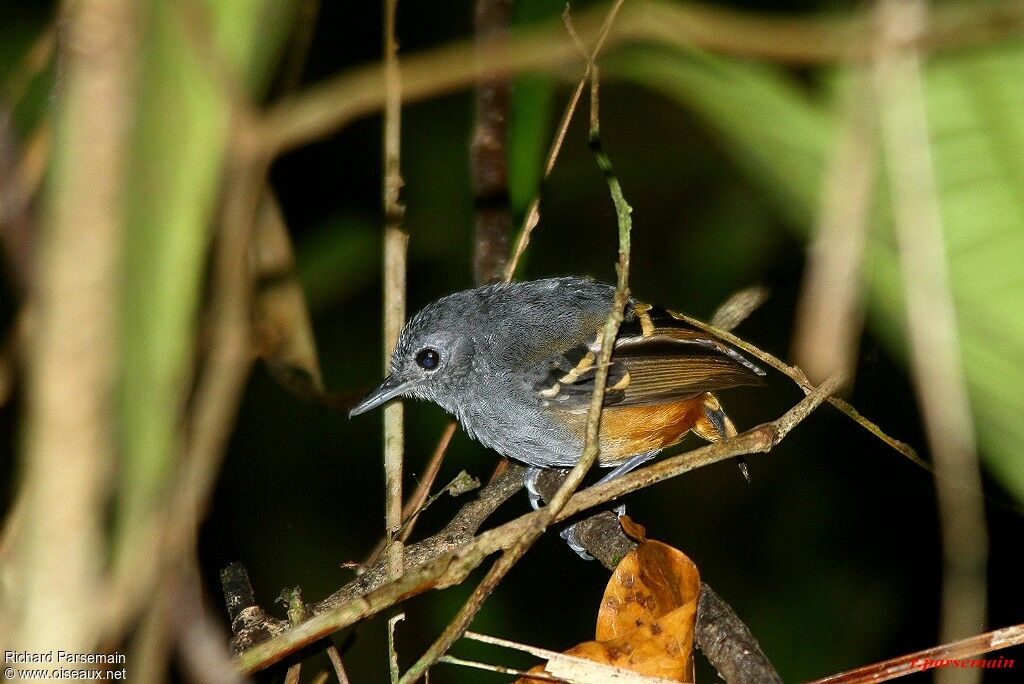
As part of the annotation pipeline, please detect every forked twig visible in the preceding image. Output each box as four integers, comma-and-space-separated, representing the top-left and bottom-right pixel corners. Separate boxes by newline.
502, 0, 626, 281
673, 311, 928, 470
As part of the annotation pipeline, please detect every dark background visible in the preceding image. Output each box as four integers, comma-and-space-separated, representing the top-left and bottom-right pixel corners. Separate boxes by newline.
3, 0, 1022, 681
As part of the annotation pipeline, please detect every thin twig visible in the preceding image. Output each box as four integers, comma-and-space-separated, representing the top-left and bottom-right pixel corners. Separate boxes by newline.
439, 655, 569, 683
503, 0, 626, 282
326, 643, 352, 684
709, 285, 769, 331
382, 0, 407, 583
389, 613, 405, 684
872, 0, 988, 661
791, 71, 874, 386
672, 311, 928, 469
807, 622, 1024, 684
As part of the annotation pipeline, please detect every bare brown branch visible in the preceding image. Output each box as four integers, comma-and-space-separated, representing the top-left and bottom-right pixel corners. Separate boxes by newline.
471, 0, 513, 285
808, 622, 1024, 684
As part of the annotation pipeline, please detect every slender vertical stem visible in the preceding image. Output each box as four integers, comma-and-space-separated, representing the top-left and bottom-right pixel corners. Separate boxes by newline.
382, 0, 406, 583
9, 0, 135, 657
471, 0, 512, 285
792, 72, 874, 386
872, 0, 988, 671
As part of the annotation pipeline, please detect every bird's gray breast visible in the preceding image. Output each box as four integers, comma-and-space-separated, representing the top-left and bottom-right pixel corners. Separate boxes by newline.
457, 371, 584, 468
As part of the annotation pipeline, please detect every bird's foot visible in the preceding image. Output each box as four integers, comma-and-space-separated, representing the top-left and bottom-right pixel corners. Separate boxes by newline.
559, 524, 595, 561
523, 467, 544, 511
560, 504, 626, 561
737, 457, 751, 483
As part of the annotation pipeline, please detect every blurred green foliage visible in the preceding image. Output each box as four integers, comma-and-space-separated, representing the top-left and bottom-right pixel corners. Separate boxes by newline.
116, 0, 296, 545
3, 0, 1024, 682
604, 39, 1024, 502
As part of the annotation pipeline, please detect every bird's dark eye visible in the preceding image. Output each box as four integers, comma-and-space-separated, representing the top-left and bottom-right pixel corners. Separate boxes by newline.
415, 348, 440, 370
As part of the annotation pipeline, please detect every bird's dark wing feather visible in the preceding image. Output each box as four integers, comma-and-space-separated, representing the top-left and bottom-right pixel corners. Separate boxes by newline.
534, 303, 766, 408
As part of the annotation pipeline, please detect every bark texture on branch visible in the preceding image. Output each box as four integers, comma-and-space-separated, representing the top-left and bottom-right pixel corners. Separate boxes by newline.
471, 0, 512, 285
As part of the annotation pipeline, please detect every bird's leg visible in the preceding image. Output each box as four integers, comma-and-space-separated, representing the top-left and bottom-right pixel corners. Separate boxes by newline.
694, 392, 750, 482
560, 449, 659, 561
595, 451, 660, 485
523, 466, 546, 511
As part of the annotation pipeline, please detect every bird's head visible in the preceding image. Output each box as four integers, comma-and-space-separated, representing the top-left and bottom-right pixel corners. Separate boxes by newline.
348, 290, 481, 417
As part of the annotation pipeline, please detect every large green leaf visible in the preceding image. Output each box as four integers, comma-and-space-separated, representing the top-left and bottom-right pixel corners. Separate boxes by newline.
604, 40, 1024, 502
117, 0, 295, 540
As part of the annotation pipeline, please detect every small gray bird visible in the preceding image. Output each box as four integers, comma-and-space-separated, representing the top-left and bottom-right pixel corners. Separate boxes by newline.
350, 276, 765, 554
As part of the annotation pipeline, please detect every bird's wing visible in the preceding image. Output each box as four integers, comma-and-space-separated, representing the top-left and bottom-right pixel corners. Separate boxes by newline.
534, 302, 766, 408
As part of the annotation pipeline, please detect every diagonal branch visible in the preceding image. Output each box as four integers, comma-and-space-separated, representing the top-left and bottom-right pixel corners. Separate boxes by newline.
671, 311, 928, 469
807, 622, 1024, 684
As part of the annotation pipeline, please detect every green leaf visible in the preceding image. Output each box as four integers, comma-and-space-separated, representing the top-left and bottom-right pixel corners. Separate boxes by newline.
604, 46, 833, 227
508, 75, 555, 218
508, 0, 559, 223
116, 0, 295, 541
605, 41, 1024, 502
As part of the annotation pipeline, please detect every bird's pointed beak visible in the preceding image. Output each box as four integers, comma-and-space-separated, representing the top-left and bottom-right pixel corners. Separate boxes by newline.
349, 375, 413, 417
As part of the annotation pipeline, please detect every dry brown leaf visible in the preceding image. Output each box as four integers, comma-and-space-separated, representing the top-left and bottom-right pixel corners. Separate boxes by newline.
253, 192, 323, 394
516, 517, 700, 683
